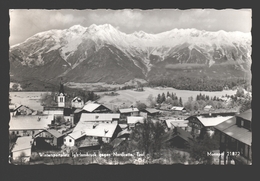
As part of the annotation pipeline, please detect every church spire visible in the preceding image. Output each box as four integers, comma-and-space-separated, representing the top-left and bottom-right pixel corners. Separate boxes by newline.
59, 77, 64, 94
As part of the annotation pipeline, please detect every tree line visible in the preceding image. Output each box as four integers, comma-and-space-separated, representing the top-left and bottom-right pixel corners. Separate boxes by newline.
148, 76, 249, 91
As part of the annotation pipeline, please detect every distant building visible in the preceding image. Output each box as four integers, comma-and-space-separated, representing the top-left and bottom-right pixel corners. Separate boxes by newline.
142, 108, 160, 117
71, 97, 84, 109
215, 109, 252, 165
11, 136, 34, 162
204, 105, 213, 112
127, 116, 144, 128
164, 119, 189, 131
119, 107, 139, 118
171, 106, 186, 113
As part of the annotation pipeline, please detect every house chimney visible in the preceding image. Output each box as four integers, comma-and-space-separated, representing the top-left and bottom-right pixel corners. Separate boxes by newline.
93, 123, 98, 129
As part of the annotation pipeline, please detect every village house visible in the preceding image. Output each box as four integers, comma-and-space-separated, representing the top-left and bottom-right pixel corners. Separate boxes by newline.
171, 106, 187, 113
141, 108, 160, 117
73, 102, 113, 125
127, 116, 145, 128
164, 119, 189, 131
9, 104, 37, 117
161, 127, 193, 149
214, 109, 252, 165
34, 129, 64, 148
71, 96, 84, 109
64, 130, 86, 147
119, 107, 139, 118
64, 122, 122, 147
185, 115, 232, 137
204, 105, 213, 112
9, 115, 53, 137
11, 136, 34, 162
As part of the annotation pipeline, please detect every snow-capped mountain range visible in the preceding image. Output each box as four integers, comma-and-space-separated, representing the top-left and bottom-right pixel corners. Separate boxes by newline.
9, 24, 251, 84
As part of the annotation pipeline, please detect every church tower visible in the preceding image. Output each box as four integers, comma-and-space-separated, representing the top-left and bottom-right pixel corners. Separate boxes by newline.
58, 78, 65, 107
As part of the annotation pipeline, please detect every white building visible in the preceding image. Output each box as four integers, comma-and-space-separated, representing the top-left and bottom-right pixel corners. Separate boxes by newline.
71, 97, 84, 109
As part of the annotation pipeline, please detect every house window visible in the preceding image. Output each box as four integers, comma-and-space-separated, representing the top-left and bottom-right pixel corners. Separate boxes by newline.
241, 120, 244, 127
64, 138, 66, 142
69, 139, 72, 142
16, 131, 19, 134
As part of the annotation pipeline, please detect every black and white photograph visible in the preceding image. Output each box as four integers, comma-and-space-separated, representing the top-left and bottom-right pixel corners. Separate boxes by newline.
8, 9, 252, 165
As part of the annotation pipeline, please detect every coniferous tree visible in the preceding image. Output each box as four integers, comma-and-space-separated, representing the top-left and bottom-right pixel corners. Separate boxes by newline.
179, 97, 183, 107
161, 93, 166, 103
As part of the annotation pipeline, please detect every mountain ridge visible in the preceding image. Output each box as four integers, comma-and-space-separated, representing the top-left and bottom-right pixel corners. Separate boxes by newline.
9, 24, 251, 85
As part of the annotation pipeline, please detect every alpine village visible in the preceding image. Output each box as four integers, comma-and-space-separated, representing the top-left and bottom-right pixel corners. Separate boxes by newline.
8, 78, 252, 165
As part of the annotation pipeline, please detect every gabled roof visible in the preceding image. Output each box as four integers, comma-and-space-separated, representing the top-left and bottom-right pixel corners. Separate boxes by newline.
72, 97, 82, 102
67, 130, 86, 140
127, 116, 144, 124
196, 116, 232, 127
12, 136, 33, 152
82, 103, 102, 112
144, 108, 159, 114
236, 109, 252, 121
161, 127, 192, 143
119, 108, 139, 113
165, 119, 189, 128
79, 113, 120, 123
84, 123, 119, 138
73, 122, 120, 138
215, 116, 252, 146
171, 106, 185, 111
9, 115, 53, 130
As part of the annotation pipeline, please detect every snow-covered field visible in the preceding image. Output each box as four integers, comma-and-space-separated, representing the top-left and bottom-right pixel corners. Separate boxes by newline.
97, 87, 237, 109
9, 92, 48, 111
9, 87, 237, 112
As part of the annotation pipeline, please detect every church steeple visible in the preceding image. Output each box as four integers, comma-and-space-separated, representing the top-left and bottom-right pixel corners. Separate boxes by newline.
58, 78, 65, 107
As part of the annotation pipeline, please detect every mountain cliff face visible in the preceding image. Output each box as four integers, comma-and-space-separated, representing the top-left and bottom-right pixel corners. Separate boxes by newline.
9, 24, 252, 84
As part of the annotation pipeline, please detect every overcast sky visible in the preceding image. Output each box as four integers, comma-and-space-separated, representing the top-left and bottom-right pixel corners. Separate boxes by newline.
9, 9, 252, 46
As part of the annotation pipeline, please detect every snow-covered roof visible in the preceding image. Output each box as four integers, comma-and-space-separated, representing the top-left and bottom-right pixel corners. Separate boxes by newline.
82, 103, 101, 112
119, 108, 139, 113
72, 97, 82, 102
144, 108, 159, 114
84, 123, 118, 138
67, 130, 86, 140
165, 119, 189, 128
171, 106, 185, 111
79, 113, 120, 123
204, 105, 213, 109
12, 136, 33, 152
9, 115, 53, 130
127, 116, 144, 124
197, 116, 233, 127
